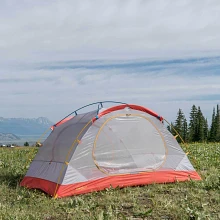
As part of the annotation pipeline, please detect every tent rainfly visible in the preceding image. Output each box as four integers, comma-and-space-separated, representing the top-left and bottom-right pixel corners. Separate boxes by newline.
20, 102, 201, 198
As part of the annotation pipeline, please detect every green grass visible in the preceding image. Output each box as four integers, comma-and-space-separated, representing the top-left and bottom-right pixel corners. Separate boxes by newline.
0, 143, 219, 220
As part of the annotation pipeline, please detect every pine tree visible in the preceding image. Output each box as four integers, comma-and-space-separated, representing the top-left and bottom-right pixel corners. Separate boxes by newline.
170, 122, 176, 136
174, 109, 186, 142
183, 118, 188, 142
167, 104, 219, 143
215, 104, 220, 142
209, 107, 216, 142
188, 105, 198, 142
24, 142, 29, 147
203, 118, 209, 142
195, 107, 205, 142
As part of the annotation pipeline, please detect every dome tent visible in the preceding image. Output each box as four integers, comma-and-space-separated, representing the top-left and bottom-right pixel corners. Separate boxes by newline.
20, 101, 201, 198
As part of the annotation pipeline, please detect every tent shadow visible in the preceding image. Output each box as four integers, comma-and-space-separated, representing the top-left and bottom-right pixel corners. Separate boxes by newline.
0, 174, 24, 189
0, 174, 52, 198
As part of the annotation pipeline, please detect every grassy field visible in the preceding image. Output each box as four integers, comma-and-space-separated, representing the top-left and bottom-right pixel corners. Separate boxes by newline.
0, 143, 219, 220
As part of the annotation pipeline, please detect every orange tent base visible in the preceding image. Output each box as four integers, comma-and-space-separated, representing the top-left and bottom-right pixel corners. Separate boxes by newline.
20, 170, 201, 198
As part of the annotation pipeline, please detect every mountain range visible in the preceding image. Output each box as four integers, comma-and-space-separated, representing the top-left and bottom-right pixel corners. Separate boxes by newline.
0, 117, 53, 136
0, 133, 20, 142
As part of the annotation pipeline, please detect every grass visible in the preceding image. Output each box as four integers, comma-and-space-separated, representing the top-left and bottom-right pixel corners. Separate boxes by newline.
0, 143, 219, 220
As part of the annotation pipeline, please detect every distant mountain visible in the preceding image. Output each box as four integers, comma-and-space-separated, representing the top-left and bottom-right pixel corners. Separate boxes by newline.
0, 117, 54, 135
0, 133, 20, 141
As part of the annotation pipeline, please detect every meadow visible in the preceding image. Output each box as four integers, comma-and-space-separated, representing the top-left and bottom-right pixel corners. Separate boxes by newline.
0, 143, 219, 220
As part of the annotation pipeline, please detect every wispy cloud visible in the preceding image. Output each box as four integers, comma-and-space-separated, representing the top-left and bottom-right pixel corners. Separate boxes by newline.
0, 57, 219, 123
0, 76, 55, 84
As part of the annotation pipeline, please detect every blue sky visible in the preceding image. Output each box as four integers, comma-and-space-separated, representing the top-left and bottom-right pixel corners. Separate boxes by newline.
0, 0, 220, 124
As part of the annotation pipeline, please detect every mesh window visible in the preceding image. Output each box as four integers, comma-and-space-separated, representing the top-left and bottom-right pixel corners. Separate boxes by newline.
93, 114, 167, 174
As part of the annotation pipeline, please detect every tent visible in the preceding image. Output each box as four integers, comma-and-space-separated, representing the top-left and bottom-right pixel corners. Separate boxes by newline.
20, 102, 201, 198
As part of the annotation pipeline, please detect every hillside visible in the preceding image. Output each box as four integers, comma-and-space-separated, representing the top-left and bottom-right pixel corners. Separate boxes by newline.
0, 143, 219, 219
0, 133, 20, 142
0, 117, 53, 135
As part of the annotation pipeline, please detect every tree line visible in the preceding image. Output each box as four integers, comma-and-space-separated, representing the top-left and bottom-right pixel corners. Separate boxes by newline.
168, 104, 220, 143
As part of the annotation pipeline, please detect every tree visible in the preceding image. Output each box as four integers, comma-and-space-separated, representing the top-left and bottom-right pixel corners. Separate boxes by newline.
173, 109, 186, 142
169, 104, 219, 143
24, 142, 29, 147
215, 104, 220, 142
188, 105, 198, 142
209, 107, 216, 142
195, 106, 205, 142
167, 122, 176, 136
203, 118, 209, 142
183, 118, 188, 142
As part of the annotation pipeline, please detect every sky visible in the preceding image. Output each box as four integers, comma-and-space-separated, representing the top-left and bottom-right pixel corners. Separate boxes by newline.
0, 0, 220, 124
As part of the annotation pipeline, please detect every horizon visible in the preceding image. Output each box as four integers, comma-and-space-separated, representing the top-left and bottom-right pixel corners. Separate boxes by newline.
0, 99, 219, 125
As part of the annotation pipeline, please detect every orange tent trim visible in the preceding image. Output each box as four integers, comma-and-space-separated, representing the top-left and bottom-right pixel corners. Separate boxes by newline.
21, 170, 201, 198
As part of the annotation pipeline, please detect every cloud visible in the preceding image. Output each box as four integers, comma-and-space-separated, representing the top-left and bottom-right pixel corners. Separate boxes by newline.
0, 76, 55, 84
0, 0, 220, 62
0, 1, 219, 124
0, 57, 219, 124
